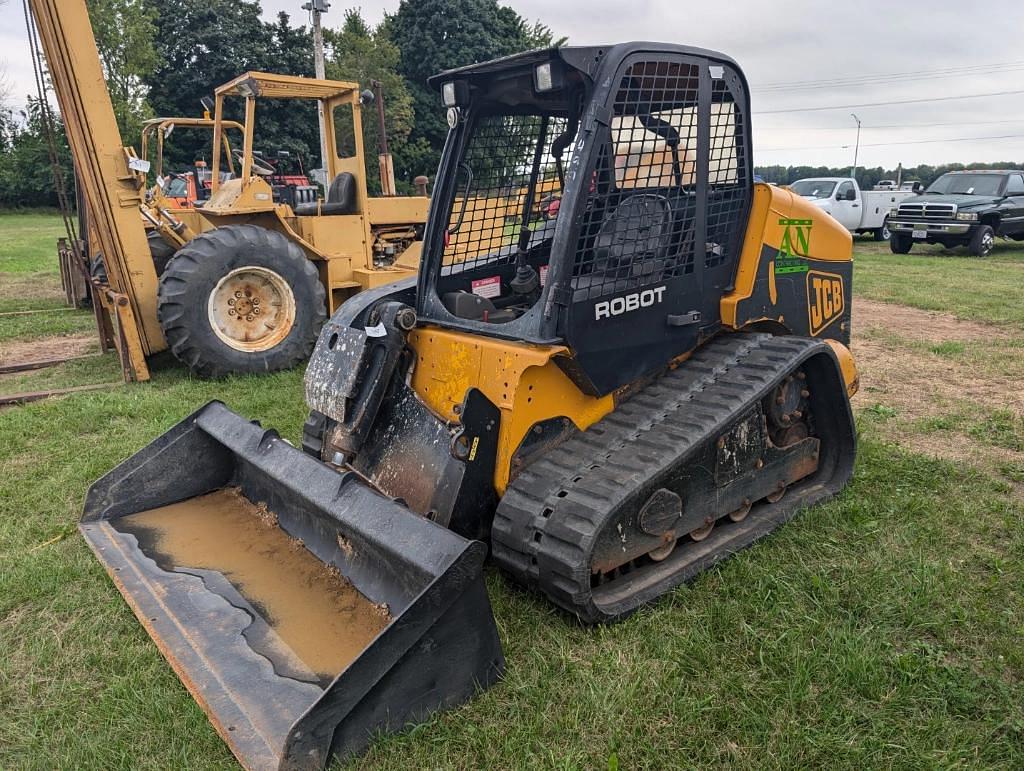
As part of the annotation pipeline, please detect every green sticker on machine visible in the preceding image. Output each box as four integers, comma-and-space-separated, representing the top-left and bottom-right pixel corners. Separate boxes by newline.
776, 218, 812, 274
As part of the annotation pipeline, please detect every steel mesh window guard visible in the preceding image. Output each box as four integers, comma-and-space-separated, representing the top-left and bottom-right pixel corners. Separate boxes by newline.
443, 113, 569, 271
571, 60, 747, 301
707, 72, 745, 269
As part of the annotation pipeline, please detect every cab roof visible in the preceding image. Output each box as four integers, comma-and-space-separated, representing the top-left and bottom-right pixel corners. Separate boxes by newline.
215, 72, 360, 101
427, 42, 744, 90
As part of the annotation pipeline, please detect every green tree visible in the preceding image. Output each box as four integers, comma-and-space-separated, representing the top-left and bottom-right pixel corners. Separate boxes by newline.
325, 9, 415, 193
144, 0, 318, 169
381, 0, 560, 184
87, 0, 159, 139
0, 99, 74, 208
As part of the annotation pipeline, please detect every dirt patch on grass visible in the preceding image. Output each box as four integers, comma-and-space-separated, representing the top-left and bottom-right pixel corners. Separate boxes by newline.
0, 273, 66, 303
852, 337, 1024, 416
855, 298, 1013, 343
851, 298, 1023, 490
0, 334, 98, 367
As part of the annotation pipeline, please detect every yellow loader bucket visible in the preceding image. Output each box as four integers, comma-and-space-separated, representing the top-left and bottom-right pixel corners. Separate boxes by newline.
81, 401, 504, 770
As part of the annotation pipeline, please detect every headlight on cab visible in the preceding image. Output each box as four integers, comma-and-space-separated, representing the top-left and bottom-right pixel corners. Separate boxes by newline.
956, 212, 978, 221
889, 207, 900, 217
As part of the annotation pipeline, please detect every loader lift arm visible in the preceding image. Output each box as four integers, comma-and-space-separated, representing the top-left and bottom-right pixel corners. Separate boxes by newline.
27, 0, 168, 380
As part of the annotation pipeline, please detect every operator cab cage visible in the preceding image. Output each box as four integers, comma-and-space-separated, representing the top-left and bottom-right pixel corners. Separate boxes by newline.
209, 71, 367, 206
419, 43, 753, 396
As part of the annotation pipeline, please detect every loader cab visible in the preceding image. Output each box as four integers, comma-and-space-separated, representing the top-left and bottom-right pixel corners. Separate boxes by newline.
140, 117, 243, 210
420, 43, 752, 395
205, 73, 351, 216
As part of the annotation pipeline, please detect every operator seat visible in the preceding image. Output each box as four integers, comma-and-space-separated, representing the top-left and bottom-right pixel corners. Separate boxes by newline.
294, 172, 358, 216
572, 192, 678, 300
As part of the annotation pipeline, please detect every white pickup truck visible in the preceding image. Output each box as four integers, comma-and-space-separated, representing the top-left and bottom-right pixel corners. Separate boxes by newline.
788, 177, 917, 241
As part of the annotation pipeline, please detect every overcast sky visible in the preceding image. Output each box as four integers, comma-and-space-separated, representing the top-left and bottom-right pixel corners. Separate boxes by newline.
4, 0, 1024, 170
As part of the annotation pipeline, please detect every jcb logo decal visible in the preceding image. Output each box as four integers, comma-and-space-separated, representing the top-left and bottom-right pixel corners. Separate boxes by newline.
807, 270, 844, 336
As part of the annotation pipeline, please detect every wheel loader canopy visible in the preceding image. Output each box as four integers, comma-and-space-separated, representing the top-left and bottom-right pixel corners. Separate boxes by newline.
419, 43, 752, 396
215, 71, 361, 101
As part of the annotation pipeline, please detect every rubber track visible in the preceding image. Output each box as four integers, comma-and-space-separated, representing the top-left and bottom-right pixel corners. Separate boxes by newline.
491, 332, 837, 624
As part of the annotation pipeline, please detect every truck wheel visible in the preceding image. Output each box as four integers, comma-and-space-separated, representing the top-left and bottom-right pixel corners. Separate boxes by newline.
968, 224, 995, 258
873, 220, 891, 242
889, 232, 913, 254
157, 225, 326, 378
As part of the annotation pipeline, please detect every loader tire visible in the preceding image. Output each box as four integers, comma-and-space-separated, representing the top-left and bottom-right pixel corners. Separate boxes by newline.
147, 231, 177, 275
92, 234, 176, 284
90, 254, 107, 284
157, 225, 326, 379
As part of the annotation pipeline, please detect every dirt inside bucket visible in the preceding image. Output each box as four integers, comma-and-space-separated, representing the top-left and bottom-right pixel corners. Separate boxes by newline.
115, 487, 390, 682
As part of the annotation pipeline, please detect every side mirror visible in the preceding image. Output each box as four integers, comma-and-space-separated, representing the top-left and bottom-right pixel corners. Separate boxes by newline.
845, 189, 857, 201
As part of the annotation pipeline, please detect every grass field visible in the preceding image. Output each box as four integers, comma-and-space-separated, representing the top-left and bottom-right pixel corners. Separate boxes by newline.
2, 214, 1024, 769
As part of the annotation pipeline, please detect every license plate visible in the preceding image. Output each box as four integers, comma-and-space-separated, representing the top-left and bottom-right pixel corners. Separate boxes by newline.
912, 228, 928, 239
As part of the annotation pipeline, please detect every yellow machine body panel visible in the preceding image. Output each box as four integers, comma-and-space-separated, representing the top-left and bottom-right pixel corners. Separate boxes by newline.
408, 328, 615, 494
365, 196, 431, 226
720, 183, 857, 393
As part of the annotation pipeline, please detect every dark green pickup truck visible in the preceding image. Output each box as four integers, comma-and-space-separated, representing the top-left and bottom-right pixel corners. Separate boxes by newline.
887, 170, 1024, 257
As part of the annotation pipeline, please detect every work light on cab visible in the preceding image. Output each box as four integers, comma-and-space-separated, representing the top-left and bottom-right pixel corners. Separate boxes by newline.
533, 61, 564, 92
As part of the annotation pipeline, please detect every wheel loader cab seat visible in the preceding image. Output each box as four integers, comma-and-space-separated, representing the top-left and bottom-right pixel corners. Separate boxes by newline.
293, 171, 358, 216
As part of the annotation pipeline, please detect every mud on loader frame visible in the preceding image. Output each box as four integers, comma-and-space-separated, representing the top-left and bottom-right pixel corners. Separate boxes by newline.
81, 43, 859, 769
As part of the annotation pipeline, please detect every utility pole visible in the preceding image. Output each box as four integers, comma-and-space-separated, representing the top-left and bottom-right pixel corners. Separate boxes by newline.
303, 0, 330, 170
850, 113, 861, 180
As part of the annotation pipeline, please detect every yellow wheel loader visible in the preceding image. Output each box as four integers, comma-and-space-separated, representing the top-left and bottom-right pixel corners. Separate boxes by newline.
29, 0, 428, 382
81, 44, 859, 769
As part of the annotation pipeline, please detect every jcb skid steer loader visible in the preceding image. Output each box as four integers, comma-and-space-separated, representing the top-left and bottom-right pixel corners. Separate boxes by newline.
82, 44, 858, 769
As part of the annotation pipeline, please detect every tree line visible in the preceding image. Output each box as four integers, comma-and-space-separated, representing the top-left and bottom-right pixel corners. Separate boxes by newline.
0, 0, 556, 207
755, 162, 1024, 190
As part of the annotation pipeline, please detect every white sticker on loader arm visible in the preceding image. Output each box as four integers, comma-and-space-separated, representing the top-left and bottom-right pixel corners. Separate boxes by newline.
594, 286, 666, 320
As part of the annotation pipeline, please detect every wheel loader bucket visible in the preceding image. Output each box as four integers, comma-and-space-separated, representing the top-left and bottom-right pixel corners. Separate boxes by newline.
80, 401, 504, 771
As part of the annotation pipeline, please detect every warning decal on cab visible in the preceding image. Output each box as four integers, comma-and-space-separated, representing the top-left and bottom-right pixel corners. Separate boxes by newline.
471, 276, 501, 299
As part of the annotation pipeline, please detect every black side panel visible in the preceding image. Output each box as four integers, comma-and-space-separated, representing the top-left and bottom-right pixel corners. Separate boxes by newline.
733, 244, 853, 346
559, 54, 752, 396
